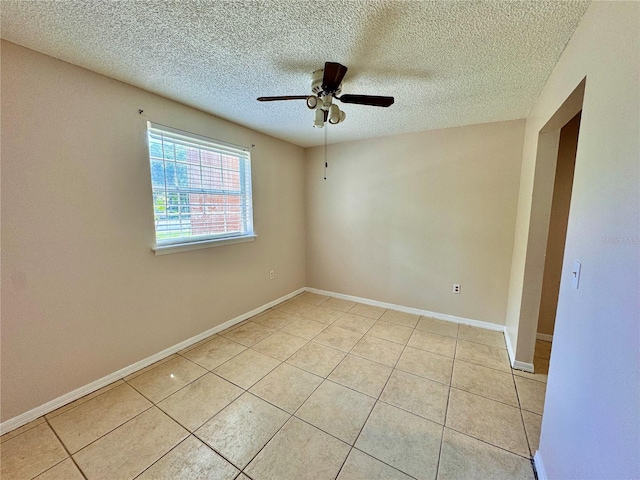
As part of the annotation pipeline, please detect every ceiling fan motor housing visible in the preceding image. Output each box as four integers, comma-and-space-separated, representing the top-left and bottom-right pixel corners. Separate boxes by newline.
311, 68, 341, 97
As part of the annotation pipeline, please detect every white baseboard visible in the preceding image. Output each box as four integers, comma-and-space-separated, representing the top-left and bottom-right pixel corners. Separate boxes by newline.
512, 360, 535, 372
305, 287, 505, 331
504, 326, 535, 372
536, 333, 553, 342
504, 328, 517, 366
0, 287, 304, 436
534, 451, 548, 480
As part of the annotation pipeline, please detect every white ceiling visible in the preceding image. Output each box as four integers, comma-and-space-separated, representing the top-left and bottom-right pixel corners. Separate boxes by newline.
1, 1, 589, 147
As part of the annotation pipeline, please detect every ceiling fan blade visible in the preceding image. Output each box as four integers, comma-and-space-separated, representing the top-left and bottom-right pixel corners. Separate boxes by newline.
322, 62, 348, 93
257, 95, 309, 102
338, 94, 394, 107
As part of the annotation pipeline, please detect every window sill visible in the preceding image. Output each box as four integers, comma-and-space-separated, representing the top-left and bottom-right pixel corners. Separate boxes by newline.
152, 235, 257, 255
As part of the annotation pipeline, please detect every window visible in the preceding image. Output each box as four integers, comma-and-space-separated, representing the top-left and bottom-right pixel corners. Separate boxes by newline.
146, 122, 255, 254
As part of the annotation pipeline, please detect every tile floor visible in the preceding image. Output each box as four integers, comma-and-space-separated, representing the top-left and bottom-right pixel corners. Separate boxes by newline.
1, 292, 550, 480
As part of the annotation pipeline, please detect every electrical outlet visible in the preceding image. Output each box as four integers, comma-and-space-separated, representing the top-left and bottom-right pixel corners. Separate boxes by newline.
269, 270, 275, 280
453, 284, 461, 294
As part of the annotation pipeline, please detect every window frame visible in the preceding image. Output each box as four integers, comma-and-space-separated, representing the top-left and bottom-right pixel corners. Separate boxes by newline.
146, 122, 256, 255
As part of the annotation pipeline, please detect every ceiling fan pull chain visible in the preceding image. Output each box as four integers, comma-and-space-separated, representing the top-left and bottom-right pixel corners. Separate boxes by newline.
324, 126, 328, 180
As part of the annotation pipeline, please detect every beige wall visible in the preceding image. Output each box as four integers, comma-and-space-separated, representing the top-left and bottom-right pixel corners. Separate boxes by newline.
0, 41, 306, 421
505, 2, 639, 478
305, 120, 525, 325
536, 113, 580, 336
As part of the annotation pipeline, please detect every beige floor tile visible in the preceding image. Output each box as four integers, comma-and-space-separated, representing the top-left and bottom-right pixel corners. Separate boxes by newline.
297, 292, 330, 305
220, 319, 251, 334
416, 317, 459, 338
277, 299, 317, 316
328, 354, 392, 398
522, 410, 542, 455
137, 436, 238, 480
0, 423, 68, 480
438, 428, 535, 480
286, 342, 346, 377
380, 370, 449, 424
34, 458, 84, 480
535, 340, 552, 360
127, 355, 207, 403
355, 402, 442, 480
49, 382, 152, 453
280, 317, 328, 340
196, 393, 290, 468
252, 310, 300, 330
368, 321, 413, 345
245, 417, 350, 480
458, 325, 506, 349
322, 297, 357, 312
396, 347, 453, 385
303, 306, 345, 324
351, 335, 405, 367
455, 340, 511, 372
513, 356, 549, 383
73, 407, 188, 480
314, 325, 364, 352
348, 303, 386, 320
515, 376, 546, 414
337, 448, 413, 480
250, 309, 271, 320
237, 475, 251, 480
220, 322, 276, 347
446, 388, 529, 457
333, 313, 377, 334
214, 349, 280, 389
251, 331, 308, 361
452, 360, 518, 406
250, 363, 323, 413
180, 335, 247, 370
408, 329, 456, 357
157, 373, 242, 431
296, 380, 375, 444
379, 310, 419, 328
0, 417, 46, 443
45, 381, 126, 421
178, 335, 218, 355
124, 356, 176, 382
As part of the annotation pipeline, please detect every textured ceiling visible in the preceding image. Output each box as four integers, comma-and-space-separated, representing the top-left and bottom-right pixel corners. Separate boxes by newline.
1, 0, 589, 147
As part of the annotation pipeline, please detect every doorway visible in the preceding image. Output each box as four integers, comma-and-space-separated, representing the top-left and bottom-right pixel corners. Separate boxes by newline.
534, 111, 581, 378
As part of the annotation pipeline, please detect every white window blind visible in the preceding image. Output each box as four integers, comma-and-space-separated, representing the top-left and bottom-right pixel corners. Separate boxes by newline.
147, 122, 254, 249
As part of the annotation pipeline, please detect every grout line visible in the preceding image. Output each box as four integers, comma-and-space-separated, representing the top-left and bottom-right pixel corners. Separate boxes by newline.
44, 380, 126, 421
131, 435, 197, 480
434, 328, 459, 479
443, 424, 535, 460
44, 417, 89, 480
512, 365, 537, 459
0, 419, 47, 446
59, 405, 156, 459
30, 441, 82, 479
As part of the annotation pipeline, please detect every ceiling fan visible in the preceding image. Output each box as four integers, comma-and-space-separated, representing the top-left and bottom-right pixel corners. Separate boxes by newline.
257, 62, 394, 128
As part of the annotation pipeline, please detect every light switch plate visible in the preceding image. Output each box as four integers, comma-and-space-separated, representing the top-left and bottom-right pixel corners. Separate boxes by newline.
572, 260, 581, 289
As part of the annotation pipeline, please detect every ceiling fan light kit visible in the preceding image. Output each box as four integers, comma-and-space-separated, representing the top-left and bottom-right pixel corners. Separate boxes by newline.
258, 62, 393, 129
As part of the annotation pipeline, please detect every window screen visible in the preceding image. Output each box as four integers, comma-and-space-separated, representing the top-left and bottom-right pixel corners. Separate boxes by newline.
147, 123, 254, 247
